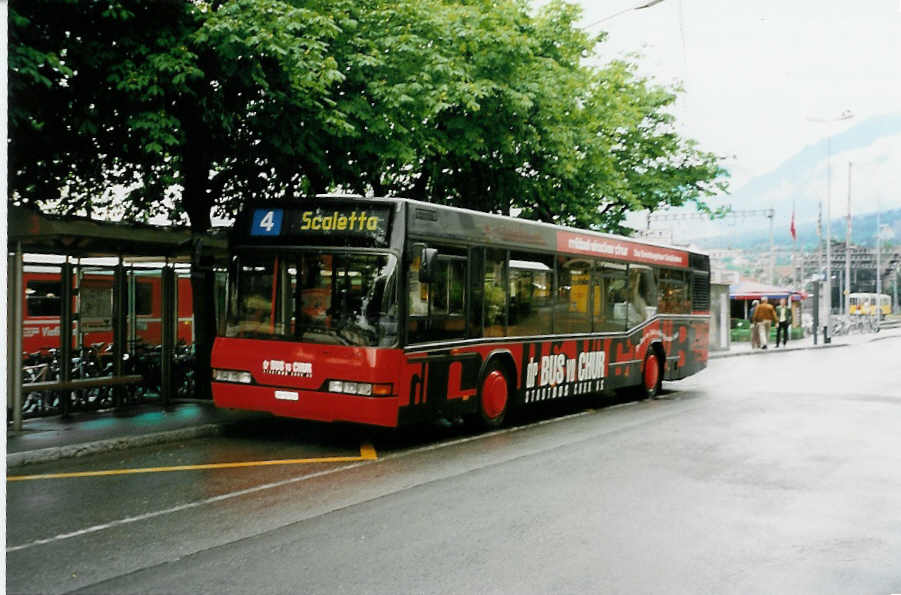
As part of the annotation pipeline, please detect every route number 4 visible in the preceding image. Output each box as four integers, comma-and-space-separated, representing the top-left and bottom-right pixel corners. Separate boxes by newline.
259, 210, 276, 231
250, 208, 283, 236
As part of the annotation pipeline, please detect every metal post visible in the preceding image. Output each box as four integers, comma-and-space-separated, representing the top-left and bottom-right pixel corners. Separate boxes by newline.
59, 261, 74, 416
160, 265, 176, 407
720, 290, 729, 350
10, 242, 24, 431
128, 267, 137, 350
812, 281, 819, 345
6, 252, 14, 424
768, 210, 775, 284
816, 201, 823, 331
894, 264, 899, 314
112, 260, 127, 407
845, 162, 852, 316
876, 213, 882, 315
74, 260, 83, 352
825, 136, 832, 332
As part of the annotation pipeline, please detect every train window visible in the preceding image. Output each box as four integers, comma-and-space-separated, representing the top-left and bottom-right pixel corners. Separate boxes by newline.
134, 281, 153, 316
26, 280, 61, 317
556, 256, 591, 334
509, 252, 554, 336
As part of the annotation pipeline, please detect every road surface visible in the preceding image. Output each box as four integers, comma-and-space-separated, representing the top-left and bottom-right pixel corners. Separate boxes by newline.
7, 336, 901, 594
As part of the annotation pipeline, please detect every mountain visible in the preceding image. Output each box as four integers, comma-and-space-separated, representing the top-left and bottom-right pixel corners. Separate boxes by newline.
728, 113, 901, 221
665, 113, 901, 250
693, 208, 901, 251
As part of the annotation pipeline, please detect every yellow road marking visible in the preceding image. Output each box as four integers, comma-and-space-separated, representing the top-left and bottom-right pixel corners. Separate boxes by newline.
7, 442, 378, 482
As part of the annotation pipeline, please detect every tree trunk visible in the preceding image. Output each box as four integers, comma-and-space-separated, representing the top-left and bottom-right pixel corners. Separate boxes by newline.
182, 129, 216, 399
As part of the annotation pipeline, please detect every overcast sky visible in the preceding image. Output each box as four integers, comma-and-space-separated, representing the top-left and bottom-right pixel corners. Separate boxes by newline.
573, 0, 901, 190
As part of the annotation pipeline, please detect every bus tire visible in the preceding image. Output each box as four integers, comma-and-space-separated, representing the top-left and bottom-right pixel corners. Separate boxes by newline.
474, 360, 510, 428
639, 349, 663, 400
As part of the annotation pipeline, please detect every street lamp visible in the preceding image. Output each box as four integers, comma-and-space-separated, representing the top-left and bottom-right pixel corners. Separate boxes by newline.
807, 109, 854, 339
877, 220, 894, 315
583, 0, 667, 28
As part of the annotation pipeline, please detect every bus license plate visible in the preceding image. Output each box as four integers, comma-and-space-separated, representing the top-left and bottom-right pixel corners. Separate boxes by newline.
275, 391, 299, 401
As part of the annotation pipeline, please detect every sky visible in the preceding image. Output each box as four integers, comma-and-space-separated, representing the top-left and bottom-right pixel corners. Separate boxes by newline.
563, 0, 901, 231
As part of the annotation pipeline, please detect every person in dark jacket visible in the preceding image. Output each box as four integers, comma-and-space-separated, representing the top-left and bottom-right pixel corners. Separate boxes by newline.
775, 298, 793, 347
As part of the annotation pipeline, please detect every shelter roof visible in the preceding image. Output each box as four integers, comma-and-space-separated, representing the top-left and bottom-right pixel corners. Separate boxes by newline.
729, 279, 807, 301
7, 205, 226, 260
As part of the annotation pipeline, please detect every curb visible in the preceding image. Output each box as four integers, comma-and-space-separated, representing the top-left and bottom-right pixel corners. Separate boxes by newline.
710, 328, 901, 360
7, 423, 227, 469
709, 342, 849, 359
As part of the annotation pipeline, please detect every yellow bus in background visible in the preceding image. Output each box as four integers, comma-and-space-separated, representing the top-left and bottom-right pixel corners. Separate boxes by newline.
849, 293, 891, 316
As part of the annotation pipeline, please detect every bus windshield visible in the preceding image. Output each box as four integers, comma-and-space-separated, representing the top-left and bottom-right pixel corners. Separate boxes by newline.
226, 251, 398, 347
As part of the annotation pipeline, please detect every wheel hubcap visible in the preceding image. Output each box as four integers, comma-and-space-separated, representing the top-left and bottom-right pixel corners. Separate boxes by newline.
482, 370, 508, 419
644, 354, 659, 392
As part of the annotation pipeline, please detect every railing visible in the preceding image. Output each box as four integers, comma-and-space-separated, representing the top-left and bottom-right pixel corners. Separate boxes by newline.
14, 341, 196, 420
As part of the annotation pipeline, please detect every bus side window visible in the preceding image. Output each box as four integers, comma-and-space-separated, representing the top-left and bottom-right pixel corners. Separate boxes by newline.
556, 257, 591, 334
658, 269, 690, 314
483, 249, 507, 338
627, 265, 657, 327
509, 252, 554, 337
599, 262, 628, 332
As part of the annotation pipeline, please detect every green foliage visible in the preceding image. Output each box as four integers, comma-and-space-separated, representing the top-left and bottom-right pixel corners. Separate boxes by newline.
9, 0, 729, 234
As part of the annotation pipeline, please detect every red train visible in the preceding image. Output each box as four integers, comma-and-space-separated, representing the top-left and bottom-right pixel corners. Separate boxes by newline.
21, 268, 195, 353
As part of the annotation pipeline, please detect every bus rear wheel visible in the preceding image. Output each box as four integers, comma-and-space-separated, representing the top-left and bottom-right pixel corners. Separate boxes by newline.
640, 350, 662, 400
475, 361, 509, 428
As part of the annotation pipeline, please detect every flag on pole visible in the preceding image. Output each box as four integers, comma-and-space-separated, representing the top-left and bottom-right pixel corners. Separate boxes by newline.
790, 204, 797, 240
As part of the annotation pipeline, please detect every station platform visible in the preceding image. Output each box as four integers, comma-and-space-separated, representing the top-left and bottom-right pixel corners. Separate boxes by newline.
6, 400, 266, 468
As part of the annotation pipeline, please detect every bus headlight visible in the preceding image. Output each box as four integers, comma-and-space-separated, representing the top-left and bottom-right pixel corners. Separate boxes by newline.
326, 380, 392, 397
213, 369, 253, 384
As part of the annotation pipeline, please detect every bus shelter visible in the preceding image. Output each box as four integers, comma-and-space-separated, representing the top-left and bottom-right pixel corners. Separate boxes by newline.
729, 279, 807, 323
7, 205, 226, 431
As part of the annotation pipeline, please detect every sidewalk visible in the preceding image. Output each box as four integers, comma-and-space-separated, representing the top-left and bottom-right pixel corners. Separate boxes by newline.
8, 327, 901, 469
710, 323, 901, 359
6, 400, 267, 468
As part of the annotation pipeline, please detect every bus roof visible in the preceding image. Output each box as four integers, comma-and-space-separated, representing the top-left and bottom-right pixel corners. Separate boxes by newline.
238, 195, 707, 271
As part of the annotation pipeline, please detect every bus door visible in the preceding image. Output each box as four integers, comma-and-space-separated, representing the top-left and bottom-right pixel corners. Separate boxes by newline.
407, 250, 477, 418
592, 262, 627, 333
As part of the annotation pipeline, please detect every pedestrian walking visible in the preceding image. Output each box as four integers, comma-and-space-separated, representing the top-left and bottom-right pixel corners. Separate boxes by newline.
752, 296, 778, 349
749, 299, 760, 349
775, 298, 792, 347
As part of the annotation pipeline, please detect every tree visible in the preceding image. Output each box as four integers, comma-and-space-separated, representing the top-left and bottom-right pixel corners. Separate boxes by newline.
9, 0, 349, 393
9, 0, 729, 390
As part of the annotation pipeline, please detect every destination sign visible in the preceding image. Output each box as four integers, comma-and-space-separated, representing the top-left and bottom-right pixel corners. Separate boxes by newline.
247, 205, 391, 245
556, 231, 688, 268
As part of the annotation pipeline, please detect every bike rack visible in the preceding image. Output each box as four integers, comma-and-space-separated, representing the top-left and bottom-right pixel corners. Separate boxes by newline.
6, 205, 227, 431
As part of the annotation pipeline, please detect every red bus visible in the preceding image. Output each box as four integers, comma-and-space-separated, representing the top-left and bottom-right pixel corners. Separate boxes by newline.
211, 196, 710, 428
22, 268, 195, 353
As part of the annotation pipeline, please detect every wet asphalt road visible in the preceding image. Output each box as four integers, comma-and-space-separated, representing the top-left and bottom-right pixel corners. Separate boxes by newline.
7, 337, 901, 594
